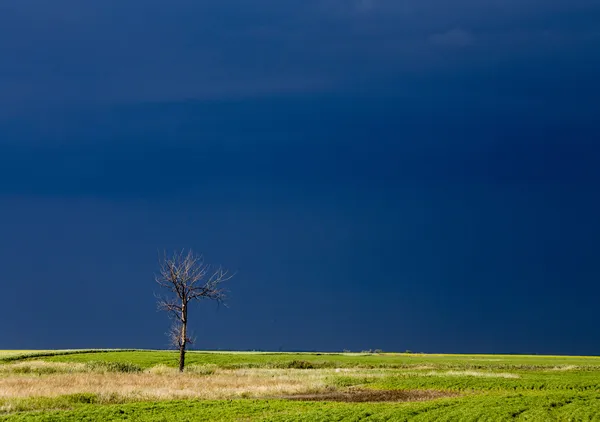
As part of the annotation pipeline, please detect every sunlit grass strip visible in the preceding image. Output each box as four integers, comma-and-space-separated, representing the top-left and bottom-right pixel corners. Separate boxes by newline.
37, 350, 600, 371
0, 352, 47, 357
0, 350, 140, 364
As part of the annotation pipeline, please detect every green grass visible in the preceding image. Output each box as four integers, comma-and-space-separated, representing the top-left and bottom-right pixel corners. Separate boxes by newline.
2, 350, 600, 421
28, 349, 600, 370
334, 369, 600, 392
2, 393, 600, 421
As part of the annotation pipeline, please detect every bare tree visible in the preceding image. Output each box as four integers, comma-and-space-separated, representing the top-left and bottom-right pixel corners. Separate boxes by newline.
155, 250, 233, 372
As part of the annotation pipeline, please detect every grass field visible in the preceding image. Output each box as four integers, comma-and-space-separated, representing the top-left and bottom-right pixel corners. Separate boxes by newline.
1, 350, 599, 420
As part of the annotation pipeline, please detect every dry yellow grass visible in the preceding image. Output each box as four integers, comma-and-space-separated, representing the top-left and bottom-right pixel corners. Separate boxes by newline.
0, 363, 332, 401
549, 365, 579, 371
0, 351, 48, 358
0, 361, 86, 374
434, 370, 520, 379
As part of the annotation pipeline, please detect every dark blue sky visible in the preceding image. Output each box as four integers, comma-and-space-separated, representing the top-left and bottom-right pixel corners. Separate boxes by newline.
1, 0, 599, 354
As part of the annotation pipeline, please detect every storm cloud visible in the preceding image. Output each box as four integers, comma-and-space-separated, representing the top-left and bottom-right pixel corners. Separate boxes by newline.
1, 0, 599, 112
0, 0, 599, 354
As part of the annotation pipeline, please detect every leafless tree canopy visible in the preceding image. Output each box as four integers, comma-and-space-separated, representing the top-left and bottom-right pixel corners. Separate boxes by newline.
155, 250, 234, 371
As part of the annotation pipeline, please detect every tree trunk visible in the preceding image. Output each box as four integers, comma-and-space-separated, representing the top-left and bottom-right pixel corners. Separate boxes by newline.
178, 340, 186, 372
179, 304, 188, 372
